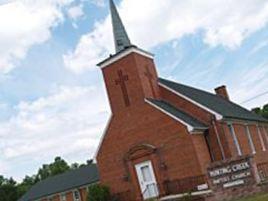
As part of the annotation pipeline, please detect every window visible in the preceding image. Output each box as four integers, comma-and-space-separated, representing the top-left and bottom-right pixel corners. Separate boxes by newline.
257, 126, 266, 151
48, 196, 53, 201
264, 126, 268, 142
73, 190, 81, 201
228, 123, 242, 156
245, 125, 256, 154
60, 193, 66, 201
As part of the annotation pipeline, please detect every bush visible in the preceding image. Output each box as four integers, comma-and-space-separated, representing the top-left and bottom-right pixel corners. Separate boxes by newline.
87, 184, 111, 201
181, 192, 192, 201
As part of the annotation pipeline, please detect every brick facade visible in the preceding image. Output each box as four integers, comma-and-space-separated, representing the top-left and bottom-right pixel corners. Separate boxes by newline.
96, 50, 268, 201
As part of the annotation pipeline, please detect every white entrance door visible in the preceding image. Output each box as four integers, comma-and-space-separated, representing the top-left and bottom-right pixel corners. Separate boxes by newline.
135, 161, 159, 200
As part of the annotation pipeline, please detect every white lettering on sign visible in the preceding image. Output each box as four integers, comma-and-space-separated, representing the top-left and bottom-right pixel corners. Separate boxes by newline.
208, 159, 252, 188
223, 180, 244, 188
213, 176, 230, 185
232, 162, 250, 172
231, 171, 251, 180
209, 162, 250, 178
209, 167, 232, 177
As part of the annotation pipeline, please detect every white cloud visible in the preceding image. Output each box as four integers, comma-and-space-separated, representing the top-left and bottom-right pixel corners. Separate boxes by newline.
88, 0, 105, 7
67, 4, 84, 20
64, 0, 268, 73
228, 62, 268, 109
0, 0, 75, 73
63, 18, 113, 73
248, 39, 268, 56
0, 85, 109, 180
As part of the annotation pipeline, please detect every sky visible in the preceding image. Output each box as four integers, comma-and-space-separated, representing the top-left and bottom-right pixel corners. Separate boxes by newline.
0, 0, 268, 181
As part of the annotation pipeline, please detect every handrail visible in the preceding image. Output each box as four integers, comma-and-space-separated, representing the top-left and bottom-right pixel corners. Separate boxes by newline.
164, 175, 207, 195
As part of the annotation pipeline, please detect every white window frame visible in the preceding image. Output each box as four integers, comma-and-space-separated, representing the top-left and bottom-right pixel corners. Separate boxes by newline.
73, 189, 81, 201
228, 123, 242, 156
60, 193, 67, 201
263, 126, 268, 145
245, 125, 256, 154
257, 125, 266, 151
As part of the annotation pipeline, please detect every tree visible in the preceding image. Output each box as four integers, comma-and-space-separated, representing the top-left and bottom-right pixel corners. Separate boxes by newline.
252, 104, 268, 119
87, 184, 111, 201
1, 156, 89, 201
0, 176, 18, 201
36, 157, 70, 181
17, 175, 38, 198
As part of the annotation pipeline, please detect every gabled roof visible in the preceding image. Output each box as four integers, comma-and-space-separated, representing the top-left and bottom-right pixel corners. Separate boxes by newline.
159, 78, 268, 123
146, 98, 208, 132
19, 164, 99, 201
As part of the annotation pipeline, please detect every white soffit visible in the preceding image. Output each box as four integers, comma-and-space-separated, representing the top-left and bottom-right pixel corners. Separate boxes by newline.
98, 47, 154, 69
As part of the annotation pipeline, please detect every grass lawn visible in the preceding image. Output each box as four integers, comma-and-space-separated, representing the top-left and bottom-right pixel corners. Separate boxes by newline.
233, 193, 268, 201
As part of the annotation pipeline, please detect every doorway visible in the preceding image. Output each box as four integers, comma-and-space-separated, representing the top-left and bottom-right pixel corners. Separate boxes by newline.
135, 160, 159, 200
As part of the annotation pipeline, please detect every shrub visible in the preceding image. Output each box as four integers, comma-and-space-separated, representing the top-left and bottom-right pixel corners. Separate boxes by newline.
87, 184, 111, 201
181, 192, 192, 201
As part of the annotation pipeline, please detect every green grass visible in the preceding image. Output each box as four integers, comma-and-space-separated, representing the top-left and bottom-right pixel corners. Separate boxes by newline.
233, 193, 268, 201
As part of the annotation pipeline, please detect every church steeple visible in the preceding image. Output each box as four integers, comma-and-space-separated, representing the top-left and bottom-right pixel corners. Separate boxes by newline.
99, 0, 159, 114
109, 0, 131, 53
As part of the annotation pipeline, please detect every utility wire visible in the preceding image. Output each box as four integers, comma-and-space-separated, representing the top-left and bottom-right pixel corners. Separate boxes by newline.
240, 90, 268, 104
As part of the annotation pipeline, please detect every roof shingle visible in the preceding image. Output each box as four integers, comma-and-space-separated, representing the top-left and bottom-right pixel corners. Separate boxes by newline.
19, 164, 99, 201
159, 78, 267, 123
146, 98, 208, 131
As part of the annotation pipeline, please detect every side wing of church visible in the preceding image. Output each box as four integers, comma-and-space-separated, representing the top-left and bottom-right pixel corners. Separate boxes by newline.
96, 1, 268, 200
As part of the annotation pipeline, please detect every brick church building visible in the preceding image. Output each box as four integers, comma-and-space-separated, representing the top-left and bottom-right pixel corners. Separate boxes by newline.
18, 1, 268, 201
96, 0, 268, 200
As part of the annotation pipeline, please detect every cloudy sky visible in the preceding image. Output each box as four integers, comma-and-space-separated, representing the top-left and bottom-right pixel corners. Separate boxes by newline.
0, 0, 268, 181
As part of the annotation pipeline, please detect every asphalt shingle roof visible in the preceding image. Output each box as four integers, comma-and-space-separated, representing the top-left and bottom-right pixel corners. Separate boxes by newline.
146, 98, 208, 130
159, 78, 268, 123
18, 164, 99, 201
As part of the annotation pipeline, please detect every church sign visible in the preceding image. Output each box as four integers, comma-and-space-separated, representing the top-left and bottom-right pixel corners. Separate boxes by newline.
208, 156, 255, 189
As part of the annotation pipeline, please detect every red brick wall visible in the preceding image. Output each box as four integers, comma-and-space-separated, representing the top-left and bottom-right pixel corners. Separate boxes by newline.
160, 85, 228, 161
260, 126, 268, 149
37, 187, 88, 201
97, 102, 211, 198
66, 191, 73, 201
249, 124, 263, 153
160, 86, 212, 124
102, 52, 160, 115
233, 124, 251, 155
134, 53, 161, 99
79, 188, 88, 201
191, 134, 211, 173
223, 121, 268, 165
53, 195, 60, 201
218, 122, 232, 159
222, 123, 238, 157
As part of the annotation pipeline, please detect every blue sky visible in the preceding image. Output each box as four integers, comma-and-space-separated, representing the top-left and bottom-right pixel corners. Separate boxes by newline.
0, 0, 268, 181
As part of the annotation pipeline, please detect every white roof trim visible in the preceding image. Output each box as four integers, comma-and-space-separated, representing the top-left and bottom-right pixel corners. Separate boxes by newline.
145, 99, 194, 132
98, 47, 154, 68
159, 82, 223, 121
94, 115, 113, 161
